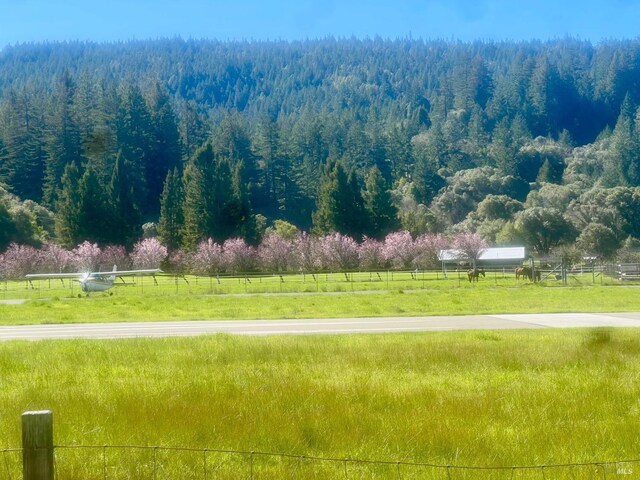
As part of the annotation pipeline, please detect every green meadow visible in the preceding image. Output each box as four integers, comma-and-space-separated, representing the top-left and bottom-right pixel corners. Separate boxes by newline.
2, 280, 640, 478
0, 330, 639, 478
1, 283, 639, 325
0, 269, 620, 301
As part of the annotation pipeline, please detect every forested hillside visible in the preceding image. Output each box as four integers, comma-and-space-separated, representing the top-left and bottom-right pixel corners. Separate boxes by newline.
1, 37, 640, 261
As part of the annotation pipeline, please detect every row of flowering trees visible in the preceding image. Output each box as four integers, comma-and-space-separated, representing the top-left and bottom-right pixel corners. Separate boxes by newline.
0, 232, 488, 280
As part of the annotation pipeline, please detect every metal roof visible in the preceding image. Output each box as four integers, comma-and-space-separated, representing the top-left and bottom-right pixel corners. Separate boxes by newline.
438, 247, 526, 262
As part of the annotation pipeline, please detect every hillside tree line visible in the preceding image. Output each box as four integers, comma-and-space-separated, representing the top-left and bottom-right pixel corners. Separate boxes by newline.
2, 38, 640, 261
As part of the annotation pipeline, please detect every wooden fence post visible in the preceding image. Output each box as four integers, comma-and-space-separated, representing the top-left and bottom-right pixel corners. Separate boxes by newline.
22, 410, 54, 480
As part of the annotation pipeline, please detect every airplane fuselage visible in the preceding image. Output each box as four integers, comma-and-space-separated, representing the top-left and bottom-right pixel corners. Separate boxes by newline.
79, 275, 116, 292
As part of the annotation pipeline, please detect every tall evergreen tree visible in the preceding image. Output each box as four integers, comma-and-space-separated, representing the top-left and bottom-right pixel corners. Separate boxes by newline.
345, 169, 367, 239
384, 125, 413, 180
177, 99, 209, 160
76, 164, 113, 245
158, 168, 184, 251
603, 95, 638, 186
54, 162, 82, 248
146, 84, 183, 217
363, 166, 399, 239
212, 156, 239, 240
213, 113, 258, 204
0, 88, 47, 202
109, 151, 141, 247
181, 143, 215, 250
82, 82, 119, 187
312, 160, 365, 237
0, 197, 18, 251
43, 72, 84, 206
412, 139, 445, 205
116, 82, 154, 217
312, 160, 345, 235
228, 160, 257, 243
254, 117, 284, 217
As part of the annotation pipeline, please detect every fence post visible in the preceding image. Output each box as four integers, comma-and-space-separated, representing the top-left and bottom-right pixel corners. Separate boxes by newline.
22, 410, 54, 480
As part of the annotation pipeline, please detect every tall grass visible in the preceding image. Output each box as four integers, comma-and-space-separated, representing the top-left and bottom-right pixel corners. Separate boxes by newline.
0, 329, 639, 478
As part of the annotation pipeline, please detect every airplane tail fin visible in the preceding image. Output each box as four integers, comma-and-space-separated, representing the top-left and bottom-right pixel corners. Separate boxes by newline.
108, 265, 117, 284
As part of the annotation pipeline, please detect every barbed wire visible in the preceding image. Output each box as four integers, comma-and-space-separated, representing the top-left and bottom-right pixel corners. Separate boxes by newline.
1, 445, 631, 479
3, 444, 639, 479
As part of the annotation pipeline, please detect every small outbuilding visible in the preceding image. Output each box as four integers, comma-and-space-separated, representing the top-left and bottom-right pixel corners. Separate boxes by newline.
438, 246, 527, 275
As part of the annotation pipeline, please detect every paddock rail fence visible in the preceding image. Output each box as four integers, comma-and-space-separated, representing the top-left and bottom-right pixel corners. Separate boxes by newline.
11, 411, 640, 479
4, 263, 640, 300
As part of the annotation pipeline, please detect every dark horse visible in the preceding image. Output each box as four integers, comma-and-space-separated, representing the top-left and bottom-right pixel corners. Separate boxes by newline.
515, 266, 541, 282
468, 268, 486, 282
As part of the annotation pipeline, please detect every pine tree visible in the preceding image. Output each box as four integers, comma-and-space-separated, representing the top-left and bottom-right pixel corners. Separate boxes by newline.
345, 169, 367, 239
177, 99, 208, 160
312, 160, 343, 235
82, 83, 119, 187
363, 166, 399, 239
109, 151, 141, 247
158, 168, 184, 251
312, 160, 365, 237
229, 160, 257, 243
181, 143, 215, 250
76, 164, 113, 245
212, 157, 238, 240
489, 118, 517, 176
385, 125, 413, 179
254, 117, 283, 217
0, 88, 47, 202
54, 162, 82, 248
0, 197, 18, 251
146, 84, 183, 217
412, 144, 445, 205
43, 72, 84, 206
116, 83, 154, 217
603, 94, 637, 186
213, 114, 258, 205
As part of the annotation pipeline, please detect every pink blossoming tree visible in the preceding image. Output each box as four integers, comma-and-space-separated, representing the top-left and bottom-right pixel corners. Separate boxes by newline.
131, 238, 168, 269
40, 242, 73, 273
258, 233, 296, 273
0, 243, 41, 279
191, 239, 224, 275
359, 237, 387, 271
452, 232, 488, 268
100, 245, 131, 270
317, 233, 359, 271
222, 238, 256, 273
382, 231, 419, 269
414, 233, 449, 269
72, 241, 102, 271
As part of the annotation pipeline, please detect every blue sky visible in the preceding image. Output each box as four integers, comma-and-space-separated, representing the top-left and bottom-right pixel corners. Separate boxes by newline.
0, 0, 638, 48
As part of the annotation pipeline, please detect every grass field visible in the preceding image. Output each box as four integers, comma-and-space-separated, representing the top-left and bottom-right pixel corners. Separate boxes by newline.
1, 329, 639, 478
3, 275, 640, 478
0, 283, 639, 325
0, 268, 621, 301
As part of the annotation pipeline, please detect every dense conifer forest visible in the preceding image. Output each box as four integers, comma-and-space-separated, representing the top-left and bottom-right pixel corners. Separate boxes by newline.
1, 37, 640, 264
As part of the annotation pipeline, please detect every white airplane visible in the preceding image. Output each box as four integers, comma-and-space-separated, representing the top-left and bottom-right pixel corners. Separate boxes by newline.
25, 265, 162, 294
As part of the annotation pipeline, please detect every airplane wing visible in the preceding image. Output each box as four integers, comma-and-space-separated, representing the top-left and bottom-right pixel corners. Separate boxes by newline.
25, 269, 161, 279
25, 272, 84, 279
111, 269, 162, 276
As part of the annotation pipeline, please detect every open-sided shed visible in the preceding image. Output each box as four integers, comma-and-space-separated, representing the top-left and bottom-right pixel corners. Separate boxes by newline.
438, 246, 527, 269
